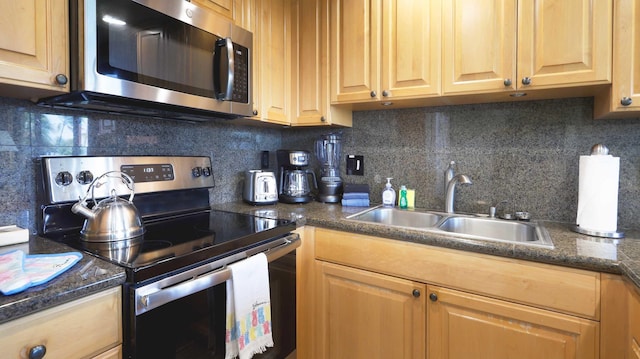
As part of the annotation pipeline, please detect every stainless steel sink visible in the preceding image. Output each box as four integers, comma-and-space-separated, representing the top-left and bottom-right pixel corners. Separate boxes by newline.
347, 207, 443, 228
346, 207, 553, 248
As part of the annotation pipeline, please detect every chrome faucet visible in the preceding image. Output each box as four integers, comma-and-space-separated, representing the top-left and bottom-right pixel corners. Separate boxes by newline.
445, 174, 473, 213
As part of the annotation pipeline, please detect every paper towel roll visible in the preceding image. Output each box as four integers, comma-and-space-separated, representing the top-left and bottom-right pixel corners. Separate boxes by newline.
576, 154, 620, 232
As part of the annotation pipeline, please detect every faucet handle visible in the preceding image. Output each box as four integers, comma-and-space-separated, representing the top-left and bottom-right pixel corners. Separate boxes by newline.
491, 200, 512, 219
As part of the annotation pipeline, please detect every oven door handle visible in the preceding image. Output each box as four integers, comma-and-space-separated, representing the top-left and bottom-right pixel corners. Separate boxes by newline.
136, 234, 300, 315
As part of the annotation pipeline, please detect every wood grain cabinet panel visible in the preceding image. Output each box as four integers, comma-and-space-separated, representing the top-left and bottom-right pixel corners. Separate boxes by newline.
428, 285, 599, 359
317, 261, 425, 359
594, 0, 640, 119
330, 0, 440, 104
0, 0, 69, 98
443, 0, 611, 96
0, 287, 122, 359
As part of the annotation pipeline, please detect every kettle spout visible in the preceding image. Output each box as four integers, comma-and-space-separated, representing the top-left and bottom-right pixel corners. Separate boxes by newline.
71, 201, 97, 220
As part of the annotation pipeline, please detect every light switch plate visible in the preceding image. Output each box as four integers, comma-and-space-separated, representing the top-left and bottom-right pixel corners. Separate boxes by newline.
346, 155, 364, 176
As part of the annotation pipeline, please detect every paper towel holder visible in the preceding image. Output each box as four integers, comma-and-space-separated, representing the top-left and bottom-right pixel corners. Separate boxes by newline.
570, 143, 625, 238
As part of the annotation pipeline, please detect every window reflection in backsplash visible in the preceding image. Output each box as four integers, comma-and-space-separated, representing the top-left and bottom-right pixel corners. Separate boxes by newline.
34, 114, 88, 155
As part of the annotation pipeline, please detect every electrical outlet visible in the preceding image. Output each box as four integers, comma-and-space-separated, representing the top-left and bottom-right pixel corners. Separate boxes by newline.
346, 155, 364, 175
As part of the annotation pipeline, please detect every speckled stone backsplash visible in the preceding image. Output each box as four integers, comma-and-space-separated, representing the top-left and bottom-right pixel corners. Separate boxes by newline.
285, 97, 640, 229
2, 96, 640, 232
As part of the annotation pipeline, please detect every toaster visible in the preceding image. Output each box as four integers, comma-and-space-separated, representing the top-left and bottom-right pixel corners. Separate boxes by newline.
243, 170, 278, 205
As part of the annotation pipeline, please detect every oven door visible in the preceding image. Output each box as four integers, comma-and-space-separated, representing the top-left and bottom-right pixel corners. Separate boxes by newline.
127, 236, 298, 359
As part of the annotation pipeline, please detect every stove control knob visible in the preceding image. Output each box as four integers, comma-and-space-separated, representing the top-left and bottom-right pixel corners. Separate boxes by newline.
192, 167, 202, 177
55, 171, 73, 186
202, 166, 212, 177
76, 170, 94, 185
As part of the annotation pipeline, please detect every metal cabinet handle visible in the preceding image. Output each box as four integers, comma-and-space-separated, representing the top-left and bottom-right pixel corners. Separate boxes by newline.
503, 78, 512, 87
382, 90, 389, 97
621, 97, 633, 106
521, 77, 531, 86
28, 345, 46, 359
320, 116, 326, 122
429, 292, 438, 302
412, 289, 421, 298
55, 74, 68, 86
253, 110, 258, 116
370, 91, 377, 98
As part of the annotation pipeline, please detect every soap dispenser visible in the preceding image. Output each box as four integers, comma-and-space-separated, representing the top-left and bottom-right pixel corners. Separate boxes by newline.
399, 185, 408, 209
382, 178, 396, 207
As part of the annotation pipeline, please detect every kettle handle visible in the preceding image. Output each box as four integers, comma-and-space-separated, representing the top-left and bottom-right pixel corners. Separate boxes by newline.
81, 171, 136, 206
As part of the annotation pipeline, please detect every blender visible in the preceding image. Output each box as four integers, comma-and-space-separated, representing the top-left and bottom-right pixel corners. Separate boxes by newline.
315, 133, 343, 203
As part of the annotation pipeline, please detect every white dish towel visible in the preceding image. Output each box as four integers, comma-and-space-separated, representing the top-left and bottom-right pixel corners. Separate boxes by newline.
225, 253, 274, 359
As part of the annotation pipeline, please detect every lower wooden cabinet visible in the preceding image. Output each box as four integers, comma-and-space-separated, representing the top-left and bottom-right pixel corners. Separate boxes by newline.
428, 285, 599, 359
629, 282, 640, 359
317, 261, 425, 358
0, 287, 122, 359
301, 226, 604, 359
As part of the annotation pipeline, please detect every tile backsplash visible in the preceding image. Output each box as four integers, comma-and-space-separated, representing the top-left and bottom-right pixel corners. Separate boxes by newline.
2, 96, 640, 232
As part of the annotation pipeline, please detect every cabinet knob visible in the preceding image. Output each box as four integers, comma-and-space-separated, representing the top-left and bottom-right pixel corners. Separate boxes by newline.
521, 77, 531, 86
621, 97, 633, 106
370, 91, 377, 98
320, 116, 326, 122
429, 292, 438, 302
382, 90, 389, 97
503, 78, 512, 87
412, 289, 421, 298
252, 110, 258, 116
55, 74, 68, 86
28, 345, 46, 359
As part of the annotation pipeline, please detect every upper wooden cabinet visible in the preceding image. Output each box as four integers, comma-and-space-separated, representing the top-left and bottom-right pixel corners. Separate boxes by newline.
239, 0, 296, 125
594, 0, 640, 119
292, 0, 351, 126
442, 0, 516, 94
190, 0, 234, 21
0, 0, 69, 99
443, 0, 612, 95
330, 0, 441, 104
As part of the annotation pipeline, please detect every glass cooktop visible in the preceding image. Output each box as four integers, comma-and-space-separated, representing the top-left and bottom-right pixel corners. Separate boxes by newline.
55, 209, 295, 283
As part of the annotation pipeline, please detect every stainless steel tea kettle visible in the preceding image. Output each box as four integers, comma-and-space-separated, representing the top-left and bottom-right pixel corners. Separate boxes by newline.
71, 171, 145, 242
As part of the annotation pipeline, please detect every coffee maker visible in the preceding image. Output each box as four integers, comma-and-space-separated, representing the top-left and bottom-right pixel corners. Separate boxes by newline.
315, 133, 343, 203
277, 150, 317, 203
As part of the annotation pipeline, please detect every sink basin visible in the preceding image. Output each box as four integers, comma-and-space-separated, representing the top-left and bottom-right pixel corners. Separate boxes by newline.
346, 207, 553, 248
347, 207, 443, 228
437, 216, 552, 246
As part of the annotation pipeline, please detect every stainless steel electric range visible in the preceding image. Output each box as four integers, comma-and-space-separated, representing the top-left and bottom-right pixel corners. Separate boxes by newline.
36, 156, 299, 359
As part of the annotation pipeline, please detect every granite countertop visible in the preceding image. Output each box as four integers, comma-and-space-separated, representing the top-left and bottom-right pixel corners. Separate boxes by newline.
0, 236, 126, 325
211, 201, 640, 289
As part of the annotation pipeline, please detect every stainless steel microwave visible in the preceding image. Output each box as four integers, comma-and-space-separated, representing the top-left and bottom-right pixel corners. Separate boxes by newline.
39, 0, 253, 121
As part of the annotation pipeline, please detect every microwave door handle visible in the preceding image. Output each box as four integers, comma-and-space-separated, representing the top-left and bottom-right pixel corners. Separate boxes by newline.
223, 38, 235, 101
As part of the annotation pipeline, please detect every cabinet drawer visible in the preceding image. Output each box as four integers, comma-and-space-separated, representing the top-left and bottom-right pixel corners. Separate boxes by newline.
0, 287, 122, 359
315, 228, 600, 319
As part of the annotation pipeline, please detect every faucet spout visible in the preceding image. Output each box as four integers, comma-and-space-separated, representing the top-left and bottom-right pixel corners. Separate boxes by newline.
445, 174, 472, 214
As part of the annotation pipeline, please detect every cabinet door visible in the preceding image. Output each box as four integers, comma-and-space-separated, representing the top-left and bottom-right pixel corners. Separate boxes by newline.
317, 261, 425, 359
380, 0, 441, 99
330, 0, 381, 103
609, 0, 640, 115
442, 0, 516, 94
428, 285, 599, 359
293, 0, 352, 126
190, 0, 234, 20
0, 0, 68, 96
630, 284, 640, 359
255, 0, 295, 124
517, 0, 612, 89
